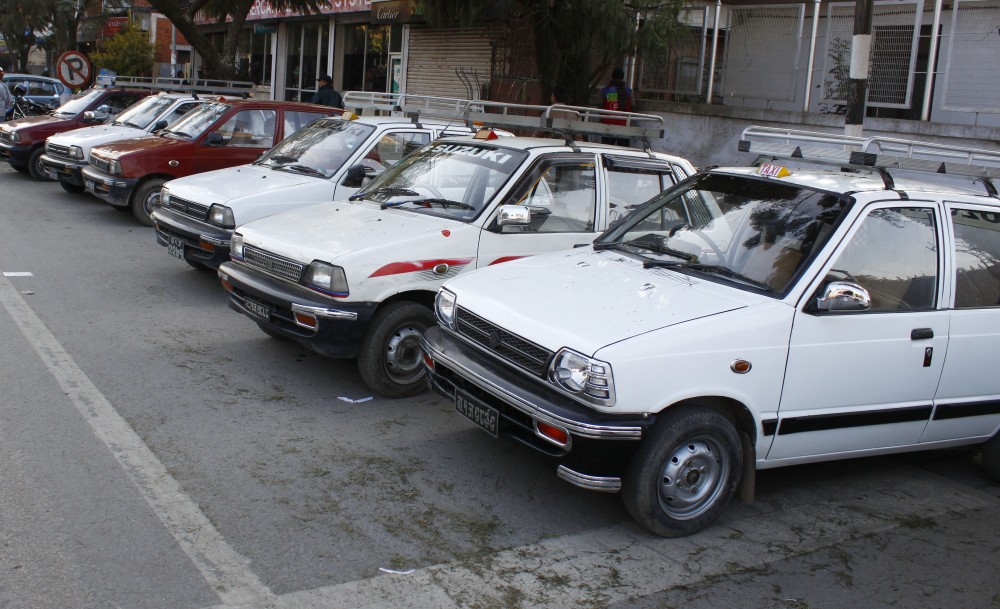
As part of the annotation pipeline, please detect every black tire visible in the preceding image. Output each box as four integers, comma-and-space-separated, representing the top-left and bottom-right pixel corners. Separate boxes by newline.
981, 431, 1000, 481
28, 147, 53, 182
131, 178, 165, 226
622, 406, 742, 537
60, 180, 85, 193
357, 301, 435, 398
11, 164, 29, 174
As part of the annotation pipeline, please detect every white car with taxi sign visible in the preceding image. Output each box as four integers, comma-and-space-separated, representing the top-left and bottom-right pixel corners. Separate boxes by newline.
420, 126, 1000, 537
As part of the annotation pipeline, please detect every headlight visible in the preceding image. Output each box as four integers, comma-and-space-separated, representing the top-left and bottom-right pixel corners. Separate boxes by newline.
435, 289, 457, 328
549, 348, 615, 406
207, 204, 235, 228
109, 159, 122, 176
69, 145, 84, 160
304, 261, 348, 296
230, 233, 244, 260
10, 131, 21, 143
160, 187, 170, 207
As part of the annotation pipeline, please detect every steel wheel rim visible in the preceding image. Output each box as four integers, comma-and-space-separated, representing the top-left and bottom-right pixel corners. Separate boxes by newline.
657, 434, 729, 520
143, 189, 161, 216
383, 325, 425, 383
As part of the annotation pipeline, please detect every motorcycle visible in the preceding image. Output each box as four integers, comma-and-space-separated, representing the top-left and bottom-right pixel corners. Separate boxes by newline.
5, 85, 54, 120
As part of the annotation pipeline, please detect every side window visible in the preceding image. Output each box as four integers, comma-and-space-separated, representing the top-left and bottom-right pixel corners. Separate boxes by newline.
105, 95, 142, 115
823, 207, 939, 311
951, 208, 1000, 308
505, 160, 597, 233
362, 132, 430, 172
216, 109, 276, 148
284, 111, 327, 137
28, 81, 55, 96
163, 102, 200, 125
607, 169, 669, 209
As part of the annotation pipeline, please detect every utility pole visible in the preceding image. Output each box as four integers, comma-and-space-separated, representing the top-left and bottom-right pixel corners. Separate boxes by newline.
845, 0, 875, 137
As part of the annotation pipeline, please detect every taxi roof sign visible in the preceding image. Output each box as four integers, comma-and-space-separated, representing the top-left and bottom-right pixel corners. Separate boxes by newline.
757, 163, 791, 177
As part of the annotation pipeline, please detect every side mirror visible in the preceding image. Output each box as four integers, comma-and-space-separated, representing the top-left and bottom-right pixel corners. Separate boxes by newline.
205, 132, 224, 146
82, 110, 101, 123
497, 205, 532, 226
812, 281, 871, 312
153, 120, 168, 131
342, 164, 367, 188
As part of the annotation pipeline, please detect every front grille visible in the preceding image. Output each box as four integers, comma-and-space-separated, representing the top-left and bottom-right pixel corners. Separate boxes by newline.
242, 245, 305, 283
164, 195, 209, 221
456, 307, 553, 377
90, 156, 110, 173
0, 131, 11, 143
47, 143, 72, 159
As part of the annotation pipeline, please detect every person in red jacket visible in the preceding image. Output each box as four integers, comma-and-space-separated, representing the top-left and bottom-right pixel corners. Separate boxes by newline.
600, 67, 633, 146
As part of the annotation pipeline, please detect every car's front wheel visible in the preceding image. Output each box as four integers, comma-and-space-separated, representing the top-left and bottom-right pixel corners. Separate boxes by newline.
357, 301, 435, 398
132, 178, 165, 226
980, 430, 1000, 481
622, 406, 742, 537
28, 148, 53, 182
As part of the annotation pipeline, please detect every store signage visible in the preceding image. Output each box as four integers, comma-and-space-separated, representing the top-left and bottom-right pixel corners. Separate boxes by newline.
371, 0, 423, 23
102, 16, 129, 37
197, 0, 372, 23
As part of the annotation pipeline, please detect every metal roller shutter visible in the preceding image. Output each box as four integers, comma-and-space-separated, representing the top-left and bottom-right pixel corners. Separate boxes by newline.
406, 26, 494, 99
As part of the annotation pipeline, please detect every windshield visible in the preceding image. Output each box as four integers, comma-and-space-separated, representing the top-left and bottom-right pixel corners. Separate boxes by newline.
111, 95, 175, 129
52, 90, 104, 117
351, 141, 528, 222
258, 119, 375, 178
596, 172, 850, 294
160, 102, 229, 139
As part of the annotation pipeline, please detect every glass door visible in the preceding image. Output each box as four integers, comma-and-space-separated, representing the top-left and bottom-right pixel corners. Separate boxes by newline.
342, 24, 401, 92
285, 22, 330, 101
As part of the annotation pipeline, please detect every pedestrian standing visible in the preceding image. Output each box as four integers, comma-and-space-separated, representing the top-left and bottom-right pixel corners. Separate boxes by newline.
0, 68, 14, 121
600, 67, 633, 146
310, 74, 343, 108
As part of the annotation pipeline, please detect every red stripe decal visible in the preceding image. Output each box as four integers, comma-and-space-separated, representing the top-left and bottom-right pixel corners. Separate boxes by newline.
489, 256, 525, 265
369, 258, 474, 278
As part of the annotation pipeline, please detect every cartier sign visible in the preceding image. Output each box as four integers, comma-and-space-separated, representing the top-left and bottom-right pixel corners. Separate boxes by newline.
371, 0, 423, 23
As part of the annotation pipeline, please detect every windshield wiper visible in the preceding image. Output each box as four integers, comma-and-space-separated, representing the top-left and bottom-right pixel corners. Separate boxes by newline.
412, 198, 476, 210
370, 186, 421, 197
161, 129, 193, 138
276, 164, 326, 178
643, 260, 775, 292
594, 240, 697, 262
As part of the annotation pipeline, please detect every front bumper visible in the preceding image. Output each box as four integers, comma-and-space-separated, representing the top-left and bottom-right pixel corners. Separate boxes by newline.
80, 166, 138, 207
0, 140, 32, 166
218, 261, 378, 358
152, 208, 233, 269
40, 153, 86, 185
420, 325, 648, 488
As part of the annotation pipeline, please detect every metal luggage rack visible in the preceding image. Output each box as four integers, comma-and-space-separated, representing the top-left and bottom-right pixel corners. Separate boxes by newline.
98, 76, 256, 97
339, 91, 665, 147
739, 125, 1000, 197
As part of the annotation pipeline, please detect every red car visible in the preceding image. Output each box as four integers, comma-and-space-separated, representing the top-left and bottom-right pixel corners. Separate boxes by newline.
81, 98, 338, 225
0, 87, 151, 180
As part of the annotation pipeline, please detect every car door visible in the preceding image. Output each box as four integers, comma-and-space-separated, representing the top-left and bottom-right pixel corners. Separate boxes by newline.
476, 154, 601, 267
194, 108, 278, 173
767, 202, 948, 461
921, 203, 1000, 442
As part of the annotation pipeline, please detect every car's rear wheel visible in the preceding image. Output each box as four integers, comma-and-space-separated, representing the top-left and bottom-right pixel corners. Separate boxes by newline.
622, 406, 742, 537
28, 148, 53, 182
132, 178, 165, 226
357, 301, 435, 398
60, 180, 85, 193
980, 431, 1000, 481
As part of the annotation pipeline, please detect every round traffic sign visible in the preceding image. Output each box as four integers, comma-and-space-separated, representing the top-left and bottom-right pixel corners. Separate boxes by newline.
56, 51, 92, 89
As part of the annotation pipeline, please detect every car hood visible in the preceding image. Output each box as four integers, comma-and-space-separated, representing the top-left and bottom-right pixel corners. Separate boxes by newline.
1, 113, 72, 133
91, 134, 184, 159
48, 124, 146, 148
446, 248, 762, 356
166, 164, 318, 206
237, 201, 469, 267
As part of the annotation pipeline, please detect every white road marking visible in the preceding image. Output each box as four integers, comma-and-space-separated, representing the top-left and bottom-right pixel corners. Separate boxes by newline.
3, 271, 33, 276
0, 276, 277, 607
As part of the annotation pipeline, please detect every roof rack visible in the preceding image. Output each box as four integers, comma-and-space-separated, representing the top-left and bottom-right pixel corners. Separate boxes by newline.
739, 125, 1000, 196
339, 91, 665, 146
97, 76, 256, 97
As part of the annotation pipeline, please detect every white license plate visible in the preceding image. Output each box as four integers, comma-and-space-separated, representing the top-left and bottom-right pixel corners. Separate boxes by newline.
455, 388, 499, 437
167, 236, 184, 259
243, 296, 272, 321
84, 179, 96, 193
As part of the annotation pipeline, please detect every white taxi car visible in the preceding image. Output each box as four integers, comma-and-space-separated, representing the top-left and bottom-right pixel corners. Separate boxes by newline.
218, 101, 696, 397
420, 127, 1000, 536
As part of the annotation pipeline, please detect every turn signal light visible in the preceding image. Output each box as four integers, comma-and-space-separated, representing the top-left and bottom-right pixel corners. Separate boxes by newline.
422, 353, 435, 370
535, 420, 569, 447
294, 312, 318, 330
198, 239, 216, 252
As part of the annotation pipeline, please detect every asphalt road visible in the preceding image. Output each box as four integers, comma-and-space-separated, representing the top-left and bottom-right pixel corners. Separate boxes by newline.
0, 166, 998, 609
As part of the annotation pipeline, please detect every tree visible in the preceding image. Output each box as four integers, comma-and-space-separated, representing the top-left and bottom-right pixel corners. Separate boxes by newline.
91, 26, 156, 76
143, 0, 325, 80
419, 0, 683, 105
0, 0, 49, 71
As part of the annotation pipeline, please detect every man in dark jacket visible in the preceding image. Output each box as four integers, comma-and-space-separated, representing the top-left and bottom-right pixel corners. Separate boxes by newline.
310, 74, 343, 108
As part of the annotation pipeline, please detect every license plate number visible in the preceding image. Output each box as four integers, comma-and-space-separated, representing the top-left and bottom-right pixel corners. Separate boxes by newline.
455, 389, 499, 437
167, 236, 184, 259
84, 179, 96, 193
243, 296, 272, 321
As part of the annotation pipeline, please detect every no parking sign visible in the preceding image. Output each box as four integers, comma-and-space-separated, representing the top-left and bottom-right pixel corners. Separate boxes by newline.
56, 51, 92, 89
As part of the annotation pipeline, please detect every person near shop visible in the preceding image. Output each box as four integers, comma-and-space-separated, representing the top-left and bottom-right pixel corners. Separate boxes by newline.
0, 68, 13, 121
310, 74, 343, 108
600, 67, 633, 146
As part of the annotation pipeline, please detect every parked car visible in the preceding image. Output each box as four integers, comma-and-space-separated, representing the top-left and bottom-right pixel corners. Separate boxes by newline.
217, 101, 696, 398
419, 126, 1000, 537
1, 73, 68, 109
151, 92, 480, 271
0, 85, 151, 180
81, 98, 338, 225
41, 91, 222, 193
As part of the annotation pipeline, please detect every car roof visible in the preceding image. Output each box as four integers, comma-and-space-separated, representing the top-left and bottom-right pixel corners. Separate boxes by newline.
431, 133, 692, 164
